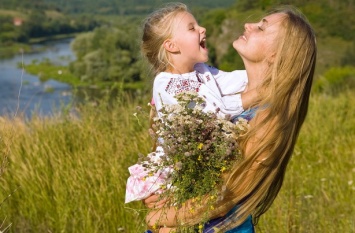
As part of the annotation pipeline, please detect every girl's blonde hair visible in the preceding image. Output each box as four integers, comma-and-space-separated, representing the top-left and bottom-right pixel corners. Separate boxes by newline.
184, 6, 317, 231
141, 3, 188, 75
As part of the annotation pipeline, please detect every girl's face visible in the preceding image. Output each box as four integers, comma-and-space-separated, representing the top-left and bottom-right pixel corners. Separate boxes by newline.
170, 12, 208, 72
233, 13, 286, 65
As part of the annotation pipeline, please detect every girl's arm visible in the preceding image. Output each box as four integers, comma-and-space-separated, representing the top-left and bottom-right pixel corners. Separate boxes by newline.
200, 64, 259, 113
196, 63, 248, 96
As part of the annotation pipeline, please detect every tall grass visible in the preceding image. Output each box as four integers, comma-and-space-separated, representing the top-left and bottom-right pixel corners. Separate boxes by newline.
0, 94, 151, 232
0, 91, 354, 232
256, 91, 355, 232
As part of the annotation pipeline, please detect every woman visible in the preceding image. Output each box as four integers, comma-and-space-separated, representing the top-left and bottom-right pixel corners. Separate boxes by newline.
145, 6, 317, 232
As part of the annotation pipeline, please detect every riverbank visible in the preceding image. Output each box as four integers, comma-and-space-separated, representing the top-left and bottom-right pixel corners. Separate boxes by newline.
0, 43, 31, 59
28, 33, 78, 44
0, 34, 77, 59
24, 60, 148, 92
0, 38, 74, 118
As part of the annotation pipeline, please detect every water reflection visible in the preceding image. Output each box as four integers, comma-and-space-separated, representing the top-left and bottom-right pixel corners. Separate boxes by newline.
0, 39, 75, 119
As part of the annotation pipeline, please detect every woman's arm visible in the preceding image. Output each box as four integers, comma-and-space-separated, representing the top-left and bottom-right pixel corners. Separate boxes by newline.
145, 195, 205, 228
159, 228, 176, 233
146, 205, 178, 228
145, 195, 199, 228
145, 195, 229, 228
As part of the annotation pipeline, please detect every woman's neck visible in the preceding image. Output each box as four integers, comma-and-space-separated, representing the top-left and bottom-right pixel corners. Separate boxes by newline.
244, 62, 268, 90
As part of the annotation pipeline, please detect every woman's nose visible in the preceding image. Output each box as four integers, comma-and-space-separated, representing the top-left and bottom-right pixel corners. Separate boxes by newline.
244, 23, 252, 31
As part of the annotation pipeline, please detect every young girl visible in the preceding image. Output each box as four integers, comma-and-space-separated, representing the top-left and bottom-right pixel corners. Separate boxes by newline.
125, 3, 255, 204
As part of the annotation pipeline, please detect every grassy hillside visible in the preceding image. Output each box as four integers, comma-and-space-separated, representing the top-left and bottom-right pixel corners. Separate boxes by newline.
0, 94, 151, 232
0, 89, 354, 232
0, 9, 27, 19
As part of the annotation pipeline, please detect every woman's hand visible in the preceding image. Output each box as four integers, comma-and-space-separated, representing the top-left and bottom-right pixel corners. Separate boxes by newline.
144, 195, 176, 231
143, 194, 168, 209
159, 227, 176, 232
145, 227, 176, 233
145, 205, 178, 229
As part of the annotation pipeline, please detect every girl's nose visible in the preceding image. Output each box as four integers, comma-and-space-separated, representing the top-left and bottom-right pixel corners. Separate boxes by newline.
199, 26, 206, 34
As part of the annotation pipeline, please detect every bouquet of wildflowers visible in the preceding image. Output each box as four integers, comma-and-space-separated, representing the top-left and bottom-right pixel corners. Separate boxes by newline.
144, 91, 249, 232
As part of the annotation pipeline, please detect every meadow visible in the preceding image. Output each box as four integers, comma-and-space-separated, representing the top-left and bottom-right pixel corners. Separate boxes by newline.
0, 89, 354, 232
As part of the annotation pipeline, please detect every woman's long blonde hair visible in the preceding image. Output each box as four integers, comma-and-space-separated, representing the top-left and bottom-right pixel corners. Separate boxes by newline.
187, 6, 317, 231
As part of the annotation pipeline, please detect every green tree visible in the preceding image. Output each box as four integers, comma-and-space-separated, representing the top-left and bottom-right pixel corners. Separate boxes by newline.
218, 46, 245, 71
69, 23, 143, 85
24, 10, 47, 37
341, 42, 355, 67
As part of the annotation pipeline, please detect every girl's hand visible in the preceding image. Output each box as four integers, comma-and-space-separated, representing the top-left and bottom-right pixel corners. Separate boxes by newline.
143, 194, 168, 209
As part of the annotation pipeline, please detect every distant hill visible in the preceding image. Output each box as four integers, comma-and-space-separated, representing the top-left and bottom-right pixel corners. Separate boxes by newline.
0, 0, 237, 15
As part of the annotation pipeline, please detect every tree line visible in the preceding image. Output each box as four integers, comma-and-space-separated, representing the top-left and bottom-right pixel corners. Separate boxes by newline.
0, 11, 99, 44
66, 0, 354, 90
0, 0, 236, 16
1, 0, 354, 94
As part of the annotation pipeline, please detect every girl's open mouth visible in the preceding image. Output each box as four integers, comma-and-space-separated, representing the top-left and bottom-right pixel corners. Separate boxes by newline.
200, 38, 207, 49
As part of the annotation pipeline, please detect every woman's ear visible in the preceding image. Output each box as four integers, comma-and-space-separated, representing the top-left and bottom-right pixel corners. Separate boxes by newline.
163, 39, 179, 53
266, 52, 276, 66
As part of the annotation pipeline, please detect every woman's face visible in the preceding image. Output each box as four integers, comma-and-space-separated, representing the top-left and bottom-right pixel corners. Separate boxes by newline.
233, 13, 286, 64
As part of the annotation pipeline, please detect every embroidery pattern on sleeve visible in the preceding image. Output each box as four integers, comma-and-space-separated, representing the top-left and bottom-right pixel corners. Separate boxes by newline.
165, 78, 201, 94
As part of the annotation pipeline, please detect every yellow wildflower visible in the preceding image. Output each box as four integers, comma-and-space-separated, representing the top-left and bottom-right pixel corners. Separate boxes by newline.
152, 224, 158, 230
197, 143, 203, 150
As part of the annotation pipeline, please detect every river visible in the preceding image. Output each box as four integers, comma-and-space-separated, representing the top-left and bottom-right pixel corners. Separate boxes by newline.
0, 38, 75, 119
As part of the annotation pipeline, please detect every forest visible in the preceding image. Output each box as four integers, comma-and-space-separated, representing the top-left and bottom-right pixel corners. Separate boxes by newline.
0, 0, 354, 94
0, 0, 355, 94
0, 0, 236, 15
